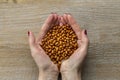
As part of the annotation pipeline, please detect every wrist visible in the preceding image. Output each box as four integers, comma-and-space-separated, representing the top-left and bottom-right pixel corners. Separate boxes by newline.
61, 70, 81, 80
38, 69, 59, 80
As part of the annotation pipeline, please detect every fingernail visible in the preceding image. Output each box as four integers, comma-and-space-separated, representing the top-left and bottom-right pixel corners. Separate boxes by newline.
28, 31, 30, 36
84, 30, 87, 35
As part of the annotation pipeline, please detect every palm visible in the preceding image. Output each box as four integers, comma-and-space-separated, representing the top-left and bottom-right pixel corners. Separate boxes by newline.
60, 14, 88, 72
31, 43, 53, 69
29, 13, 59, 71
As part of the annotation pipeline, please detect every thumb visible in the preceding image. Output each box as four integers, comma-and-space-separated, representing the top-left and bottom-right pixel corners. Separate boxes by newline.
28, 31, 36, 49
81, 29, 89, 49
70, 30, 89, 65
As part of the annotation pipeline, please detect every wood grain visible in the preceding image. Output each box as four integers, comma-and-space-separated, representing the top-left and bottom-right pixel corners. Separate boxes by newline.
0, 0, 120, 80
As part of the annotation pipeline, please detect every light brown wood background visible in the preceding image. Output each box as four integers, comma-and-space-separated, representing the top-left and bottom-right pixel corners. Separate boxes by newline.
0, 0, 120, 80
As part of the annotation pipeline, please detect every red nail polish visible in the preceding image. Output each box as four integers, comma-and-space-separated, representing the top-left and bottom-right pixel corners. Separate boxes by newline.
85, 30, 87, 35
28, 31, 30, 36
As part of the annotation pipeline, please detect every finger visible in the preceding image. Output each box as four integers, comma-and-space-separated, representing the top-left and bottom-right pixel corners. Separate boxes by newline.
53, 13, 58, 23
67, 14, 82, 39
50, 13, 58, 28
55, 17, 59, 26
81, 29, 89, 49
37, 14, 54, 43
67, 14, 78, 29
54, 13, 59, 26
28, 31, 36, 50
43, 14, 54, 30
51, 13, 58, 26
76, 30, 89, 53
63, 13, 68, 23
60, 16, 66, 25
59, 15, 63, 26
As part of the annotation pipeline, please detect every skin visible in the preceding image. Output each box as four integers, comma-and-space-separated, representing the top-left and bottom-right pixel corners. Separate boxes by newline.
28, 13, 59, 80
60, 14, 89, 80
28, 13, 89, 80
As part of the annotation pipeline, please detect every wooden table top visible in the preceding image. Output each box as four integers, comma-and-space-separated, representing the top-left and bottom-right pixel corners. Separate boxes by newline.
0, 0, 120, 80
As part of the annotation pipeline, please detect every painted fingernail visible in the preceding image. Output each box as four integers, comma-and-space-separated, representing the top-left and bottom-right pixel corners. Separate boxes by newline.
28, 31, 30, 36
84, 30, 87, 35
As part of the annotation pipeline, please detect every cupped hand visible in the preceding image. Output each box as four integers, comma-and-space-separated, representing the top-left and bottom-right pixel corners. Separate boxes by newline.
60, 14, 89, 77
28, 13, 59, 80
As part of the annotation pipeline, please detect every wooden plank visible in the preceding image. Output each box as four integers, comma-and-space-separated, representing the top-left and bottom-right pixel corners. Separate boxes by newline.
0, 0, 120, 80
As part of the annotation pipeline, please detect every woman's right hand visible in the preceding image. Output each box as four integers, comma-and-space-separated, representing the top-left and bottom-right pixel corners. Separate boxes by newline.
28, 13, 59, 80
60, 14, 89, 80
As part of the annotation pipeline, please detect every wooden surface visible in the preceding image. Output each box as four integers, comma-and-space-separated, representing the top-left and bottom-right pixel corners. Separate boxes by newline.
0, 0, 120, 80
